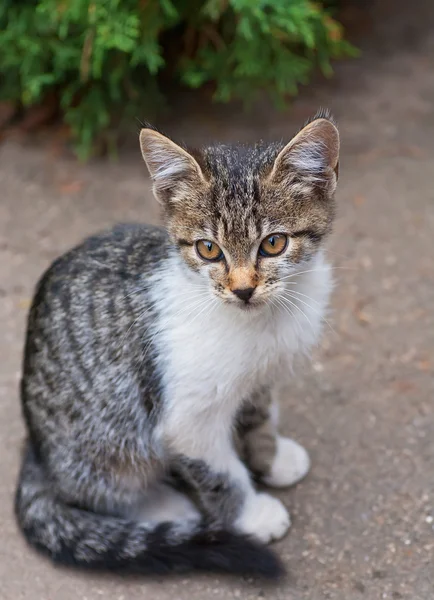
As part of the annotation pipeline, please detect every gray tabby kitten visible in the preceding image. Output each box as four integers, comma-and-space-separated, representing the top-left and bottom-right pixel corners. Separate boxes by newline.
15, 111, 339, 577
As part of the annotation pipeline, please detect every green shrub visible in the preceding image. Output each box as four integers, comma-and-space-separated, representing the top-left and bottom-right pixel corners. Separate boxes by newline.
0, 0, 356, 159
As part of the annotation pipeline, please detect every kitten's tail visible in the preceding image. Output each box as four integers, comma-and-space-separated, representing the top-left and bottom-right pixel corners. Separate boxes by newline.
15, 445, 284, 578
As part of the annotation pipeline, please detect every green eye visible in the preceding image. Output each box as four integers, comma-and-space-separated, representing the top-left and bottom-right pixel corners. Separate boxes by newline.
196, 240, 224, 262
259, 234, 288, 257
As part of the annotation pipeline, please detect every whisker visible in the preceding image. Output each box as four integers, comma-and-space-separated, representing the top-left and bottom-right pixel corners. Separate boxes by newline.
181, 295, 216, 329
278, 265, 355, 281
275, 279, 298, 285
277, 294, 316, 336
282, 291, 336, 335
139, 293, 209, 352
119, 286, 147, 302
274, 296, 303, 336
120, 282, 209, 304
269, 297, 281, 317
176, 291, 212, 304
323, 248, 353, 260
117, 304, 155, 355
138, 296, 211, 368
177, 288, 210, 295
119, 283, 212, 357
283, 289, 322, 305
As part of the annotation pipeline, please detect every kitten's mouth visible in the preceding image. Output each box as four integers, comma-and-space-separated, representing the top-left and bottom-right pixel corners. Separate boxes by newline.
217, 291, 267, 310
232, 298, 264, 311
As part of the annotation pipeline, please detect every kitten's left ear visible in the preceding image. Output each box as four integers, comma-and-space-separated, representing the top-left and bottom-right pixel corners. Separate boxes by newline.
139, 128, 207, 205
268, 117, 340, 195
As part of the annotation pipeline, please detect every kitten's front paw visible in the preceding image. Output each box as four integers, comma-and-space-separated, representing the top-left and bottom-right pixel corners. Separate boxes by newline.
235, 493, 291, 544
262, 436, 310, 488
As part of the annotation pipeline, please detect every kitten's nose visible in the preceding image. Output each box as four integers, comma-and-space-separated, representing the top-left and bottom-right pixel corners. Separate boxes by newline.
232, 287, 255, 303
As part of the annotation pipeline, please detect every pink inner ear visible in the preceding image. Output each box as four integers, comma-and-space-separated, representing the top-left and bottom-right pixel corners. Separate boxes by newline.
139, 129, 207, 199
267, 118, 339, 190
288, 119, 339, 171
311, 120, 340, 169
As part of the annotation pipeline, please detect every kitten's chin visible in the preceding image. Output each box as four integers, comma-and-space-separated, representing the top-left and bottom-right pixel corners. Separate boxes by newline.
224, 298, 268, 313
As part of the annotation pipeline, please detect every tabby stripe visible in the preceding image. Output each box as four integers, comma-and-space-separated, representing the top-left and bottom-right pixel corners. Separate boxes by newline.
177, 239, 192, 247
58, 285, 94, 390
292, 230, 323, 243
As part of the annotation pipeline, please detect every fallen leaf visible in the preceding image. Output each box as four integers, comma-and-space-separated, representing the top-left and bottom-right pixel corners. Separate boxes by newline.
355, 310, 371, 325
353, 297, 373, 325
18, 298, 32, 310
58, 180, 84, 194
392, 380, 417, 394
353, 194, 366, 207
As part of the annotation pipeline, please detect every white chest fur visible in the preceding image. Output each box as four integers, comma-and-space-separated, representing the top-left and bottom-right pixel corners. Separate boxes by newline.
150, 253, 332, 445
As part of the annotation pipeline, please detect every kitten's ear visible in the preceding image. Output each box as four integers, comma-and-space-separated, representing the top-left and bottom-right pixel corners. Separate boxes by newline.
268, 117, 340, 195
139, 128, 207, 204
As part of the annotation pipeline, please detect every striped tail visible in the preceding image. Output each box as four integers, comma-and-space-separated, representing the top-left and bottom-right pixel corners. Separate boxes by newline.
15, 445, 284, 577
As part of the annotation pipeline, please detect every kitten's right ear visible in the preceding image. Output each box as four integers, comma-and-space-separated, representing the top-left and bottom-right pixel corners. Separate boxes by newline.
139, 128, 207, 204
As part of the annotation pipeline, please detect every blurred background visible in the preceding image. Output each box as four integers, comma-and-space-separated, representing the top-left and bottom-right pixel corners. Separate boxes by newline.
1, 0, 357, 158
1, 1, 434, 599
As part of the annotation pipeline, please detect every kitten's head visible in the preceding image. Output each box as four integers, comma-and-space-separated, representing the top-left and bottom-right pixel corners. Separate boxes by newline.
140, 112, 339, 310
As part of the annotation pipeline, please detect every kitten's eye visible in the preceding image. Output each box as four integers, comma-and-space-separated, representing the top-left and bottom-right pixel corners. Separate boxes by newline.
196, 240, 224, 262
259, 234, 288, 257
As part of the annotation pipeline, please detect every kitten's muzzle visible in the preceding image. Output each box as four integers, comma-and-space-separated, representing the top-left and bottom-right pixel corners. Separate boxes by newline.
232, 287, 256, 303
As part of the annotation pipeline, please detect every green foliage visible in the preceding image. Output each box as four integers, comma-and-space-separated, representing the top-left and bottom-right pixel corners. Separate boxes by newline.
0, 0, 356, 158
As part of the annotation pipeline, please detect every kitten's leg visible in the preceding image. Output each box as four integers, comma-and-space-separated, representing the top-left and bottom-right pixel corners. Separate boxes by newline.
235, 388, 277, 478
162, 412, 291, 544
238, 389, 311, 489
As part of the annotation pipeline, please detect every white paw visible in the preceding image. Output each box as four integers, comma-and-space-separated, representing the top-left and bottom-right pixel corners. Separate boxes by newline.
235, 492, 291, 544
262, 436, 310, 488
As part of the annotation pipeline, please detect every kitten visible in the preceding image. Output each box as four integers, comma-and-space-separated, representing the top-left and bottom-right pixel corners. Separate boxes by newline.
15, 111, 339, 577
